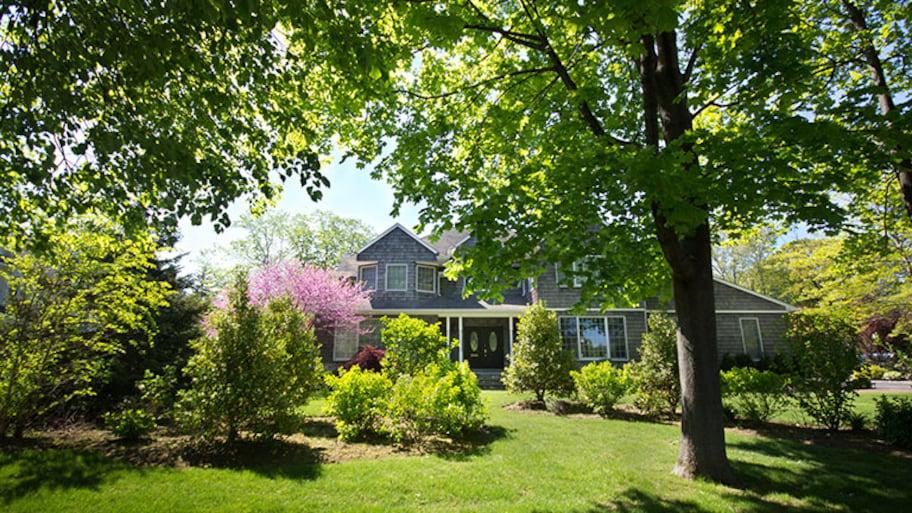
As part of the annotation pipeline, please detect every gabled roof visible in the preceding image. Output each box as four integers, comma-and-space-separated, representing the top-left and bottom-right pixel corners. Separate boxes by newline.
713, 278, 798, 311
422, 228, 471, 257
355, 223, 439, 257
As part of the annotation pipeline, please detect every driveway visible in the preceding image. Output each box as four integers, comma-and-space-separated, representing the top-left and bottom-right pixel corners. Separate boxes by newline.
870, 380, 912, 391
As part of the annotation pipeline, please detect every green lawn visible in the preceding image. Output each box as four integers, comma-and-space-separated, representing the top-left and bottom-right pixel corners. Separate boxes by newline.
2, 391, 911, 513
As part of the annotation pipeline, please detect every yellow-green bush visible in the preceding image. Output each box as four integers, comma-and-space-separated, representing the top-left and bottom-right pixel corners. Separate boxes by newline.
571, 361, 629, 416
324, 366, 393, 441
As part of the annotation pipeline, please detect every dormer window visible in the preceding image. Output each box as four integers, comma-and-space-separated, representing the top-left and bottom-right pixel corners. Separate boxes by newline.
416, 264, 437, 293
385, 264, 407, 291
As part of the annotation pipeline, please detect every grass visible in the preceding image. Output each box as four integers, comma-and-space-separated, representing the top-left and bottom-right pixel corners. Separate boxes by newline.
2, 391, 911, 512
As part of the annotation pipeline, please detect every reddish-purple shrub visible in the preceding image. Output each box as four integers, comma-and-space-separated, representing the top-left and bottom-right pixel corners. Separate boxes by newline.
859, 310, 910, 361
341, 345, 386, 372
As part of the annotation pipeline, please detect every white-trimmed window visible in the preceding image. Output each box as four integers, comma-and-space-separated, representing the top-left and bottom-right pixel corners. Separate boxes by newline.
559, 316, 629, 361
333, 319, 385, 361
740, 318, 764, 360
572, 259, 590, 288
559, 317, 578, 353
358, 265, 377, 291
416, 264, 437, 293
578, 317, 608, 359
555, 258, 592, 288
607, 317, 629, 360
333, 330, 359, 361
359, 318, 383, 348
385, 263, 407, 291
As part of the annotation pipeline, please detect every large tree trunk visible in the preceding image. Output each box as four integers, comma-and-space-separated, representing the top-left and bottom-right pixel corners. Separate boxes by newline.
640, 30, 736, 484
655, 218, 736, 484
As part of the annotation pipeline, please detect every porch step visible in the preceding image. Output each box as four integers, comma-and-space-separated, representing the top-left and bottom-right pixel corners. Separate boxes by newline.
473, 369, 505, 390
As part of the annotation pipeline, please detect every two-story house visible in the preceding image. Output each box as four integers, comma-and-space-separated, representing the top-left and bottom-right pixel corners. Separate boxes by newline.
325, 223, 794, 374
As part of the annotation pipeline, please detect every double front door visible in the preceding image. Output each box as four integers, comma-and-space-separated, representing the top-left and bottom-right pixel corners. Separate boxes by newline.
463, 326, 505, 369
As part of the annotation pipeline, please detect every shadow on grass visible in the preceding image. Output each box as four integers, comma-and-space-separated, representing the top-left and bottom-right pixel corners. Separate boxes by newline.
726, 435, 912, 512
527, 489, 709, 513
180, 437, 324, 480
0, 448, 129, 505
430, 424, 511, 461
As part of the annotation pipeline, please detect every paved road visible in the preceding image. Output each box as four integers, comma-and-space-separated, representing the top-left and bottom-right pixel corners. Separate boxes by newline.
870, 380, 912, 391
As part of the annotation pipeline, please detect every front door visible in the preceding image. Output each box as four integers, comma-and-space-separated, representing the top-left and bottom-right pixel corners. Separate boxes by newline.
463, 326, 505, 369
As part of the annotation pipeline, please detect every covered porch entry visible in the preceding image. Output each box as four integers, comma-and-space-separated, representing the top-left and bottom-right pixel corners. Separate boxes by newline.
442, 315, 517, 371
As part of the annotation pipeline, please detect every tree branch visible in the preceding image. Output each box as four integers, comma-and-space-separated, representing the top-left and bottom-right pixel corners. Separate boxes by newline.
683, 41, 702, 83
462, 24, 547, 51
394, 66, 556, 100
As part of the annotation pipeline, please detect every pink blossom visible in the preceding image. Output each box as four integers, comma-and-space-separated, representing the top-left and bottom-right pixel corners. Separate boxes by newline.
248, 260, 370, 332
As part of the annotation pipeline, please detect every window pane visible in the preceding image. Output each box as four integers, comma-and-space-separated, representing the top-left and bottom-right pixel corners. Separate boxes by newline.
559, 317, 578, 354
572, 259, 589, 288
740, 318, 763, 360
417, 265, 436, 292
333, 330, 359, 361
579, 317, 608, 359
607, 317, 628, 360
386, 264, 406, 290
358, 265, 377, 290
359, 318, 383, 349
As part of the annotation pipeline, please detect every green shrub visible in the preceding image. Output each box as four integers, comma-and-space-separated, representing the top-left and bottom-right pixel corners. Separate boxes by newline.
571, 361, 629, 416
783, 309, 861, 431
138, 367, 179, 422
627, 312, 679, 417
882, 370, 906, 381
380, 314, 454, 378
387, 362, 486, 443
875, 395, 912, 449
851, 364, 886, 388
720, 367, 789, 424
103, 408, 156, 440
503, 302, 575, 402
177, 274, 323, 441
847, 411, 868, 432
323, 314, 487, 444
324, 366, 393, 441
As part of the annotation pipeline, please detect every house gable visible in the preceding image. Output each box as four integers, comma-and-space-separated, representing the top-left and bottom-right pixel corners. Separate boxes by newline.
712, 280, 795, 312
356, 223, 439, 259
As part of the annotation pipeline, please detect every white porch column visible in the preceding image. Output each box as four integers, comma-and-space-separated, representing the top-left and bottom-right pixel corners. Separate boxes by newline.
508, 317, 514, 363
458, 316, 464, 362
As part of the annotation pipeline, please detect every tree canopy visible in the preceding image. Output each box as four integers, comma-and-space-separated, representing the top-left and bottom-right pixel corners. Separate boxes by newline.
222, 210, 376, 270
0, 217, 169, 437
0, 1, 326, 239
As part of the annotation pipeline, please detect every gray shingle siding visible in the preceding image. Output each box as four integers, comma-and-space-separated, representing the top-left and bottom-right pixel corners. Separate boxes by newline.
715, 312, 787, 357
358, 226, 440, 302
535, 264, 587, 309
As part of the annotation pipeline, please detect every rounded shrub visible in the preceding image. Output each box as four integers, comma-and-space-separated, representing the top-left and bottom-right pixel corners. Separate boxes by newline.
504, 302, 574, 402
627, 312, 679, 417
387, 362, 486, 443
324, 366, 393, 441
720, 367, 789, 424
571, 361, 629, 416
103, 408, 157, 440
875, 395, 912, 449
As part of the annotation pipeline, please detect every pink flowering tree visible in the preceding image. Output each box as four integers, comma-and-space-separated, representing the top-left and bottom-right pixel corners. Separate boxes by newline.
248, 260, 369, 333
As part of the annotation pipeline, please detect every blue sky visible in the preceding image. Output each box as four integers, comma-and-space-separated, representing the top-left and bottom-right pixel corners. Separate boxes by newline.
174, 157, 422, 273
